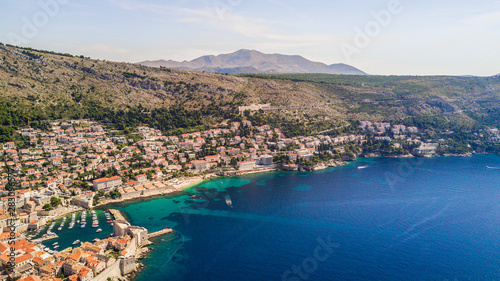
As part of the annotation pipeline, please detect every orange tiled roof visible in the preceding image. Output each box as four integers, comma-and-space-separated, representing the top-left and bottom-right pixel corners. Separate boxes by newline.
67, 251, 82, 261
78, 266, 92, 278
0, 242, 8, 253
17, 276, 42, 281
15, 253, 33, 263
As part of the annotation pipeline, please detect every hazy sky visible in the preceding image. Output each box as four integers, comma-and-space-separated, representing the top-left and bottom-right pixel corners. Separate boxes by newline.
1, 0, 500, 76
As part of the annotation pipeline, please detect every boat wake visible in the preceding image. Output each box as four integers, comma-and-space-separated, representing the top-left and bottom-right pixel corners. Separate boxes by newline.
486, 166, 500, 170
162, 232, 185, 267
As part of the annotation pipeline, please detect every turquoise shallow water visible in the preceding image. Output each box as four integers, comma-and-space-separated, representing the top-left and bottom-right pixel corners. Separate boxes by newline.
90, 155, 500, 280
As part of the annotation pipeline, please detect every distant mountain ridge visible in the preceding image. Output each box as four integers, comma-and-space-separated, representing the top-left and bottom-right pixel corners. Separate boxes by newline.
138, 49, 367, 75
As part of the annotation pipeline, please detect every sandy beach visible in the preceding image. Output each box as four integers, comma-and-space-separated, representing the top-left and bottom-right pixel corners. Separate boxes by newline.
95, 175, 209, 207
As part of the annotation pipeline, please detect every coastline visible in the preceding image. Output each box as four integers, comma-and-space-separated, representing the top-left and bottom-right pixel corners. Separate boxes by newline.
95, 175, 211, 208
41, 153, 478, 224
95, 152, 483, 210
95, 155, 415, 209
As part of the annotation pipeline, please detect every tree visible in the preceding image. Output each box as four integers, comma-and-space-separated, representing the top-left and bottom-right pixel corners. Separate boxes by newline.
50, 197, 61, 207
81, 181, 90, 190
230, 157, 238, 166
93, 194, 100, 205
109, 189, 121, 199
43, 204, 53, 211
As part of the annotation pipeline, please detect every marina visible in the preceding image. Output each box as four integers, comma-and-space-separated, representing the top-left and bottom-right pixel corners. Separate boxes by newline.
29, 209, 116, 252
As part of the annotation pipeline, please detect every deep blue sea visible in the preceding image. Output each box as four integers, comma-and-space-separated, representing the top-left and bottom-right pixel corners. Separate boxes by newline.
109, 155, 500, 281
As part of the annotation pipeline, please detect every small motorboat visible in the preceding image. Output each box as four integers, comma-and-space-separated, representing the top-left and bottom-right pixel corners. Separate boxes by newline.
224, 195, 233, 208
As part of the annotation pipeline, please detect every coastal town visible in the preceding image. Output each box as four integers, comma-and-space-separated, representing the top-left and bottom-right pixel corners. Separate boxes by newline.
0, 118, 498, 281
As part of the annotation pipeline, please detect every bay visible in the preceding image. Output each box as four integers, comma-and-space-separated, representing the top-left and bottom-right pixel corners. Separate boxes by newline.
108, 155, 500, 281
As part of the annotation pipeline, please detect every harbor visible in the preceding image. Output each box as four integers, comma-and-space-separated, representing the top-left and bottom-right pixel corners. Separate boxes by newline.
28, 209, 116, 252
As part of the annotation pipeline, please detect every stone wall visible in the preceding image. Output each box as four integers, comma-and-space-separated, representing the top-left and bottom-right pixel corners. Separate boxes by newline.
90, 260, 120, 281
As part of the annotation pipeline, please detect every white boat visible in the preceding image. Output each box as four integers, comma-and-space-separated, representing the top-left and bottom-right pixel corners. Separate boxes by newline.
358, 165, 368, 169
96, 228, 102, 233
53, 242, 58, 245
224, 195, 233, 207
54, 245, 59, 249
72, 240, 80, 245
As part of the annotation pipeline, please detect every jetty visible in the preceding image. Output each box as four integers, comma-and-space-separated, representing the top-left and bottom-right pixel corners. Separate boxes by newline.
109, 208, 173, 239
109, 209, 126, 221
33, 233, 59, 243
148, 228, 173, 238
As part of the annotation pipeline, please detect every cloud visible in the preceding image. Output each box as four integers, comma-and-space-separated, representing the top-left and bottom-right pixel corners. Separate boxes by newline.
105, 0, 342, 50
462, 10, 500, 26
108, 0, 212, 18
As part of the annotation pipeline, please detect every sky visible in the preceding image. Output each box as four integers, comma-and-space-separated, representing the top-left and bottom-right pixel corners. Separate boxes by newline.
1, 0, 500, 76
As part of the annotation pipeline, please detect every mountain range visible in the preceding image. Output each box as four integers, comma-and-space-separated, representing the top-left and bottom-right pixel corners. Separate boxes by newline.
138, 49, 367, 75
